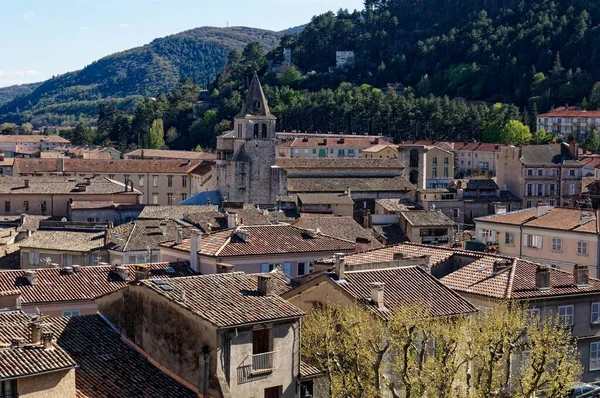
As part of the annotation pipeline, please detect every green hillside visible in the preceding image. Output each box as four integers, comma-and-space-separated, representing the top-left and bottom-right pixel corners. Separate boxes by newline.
0, 83, 40, 107
0, 26, 281, 125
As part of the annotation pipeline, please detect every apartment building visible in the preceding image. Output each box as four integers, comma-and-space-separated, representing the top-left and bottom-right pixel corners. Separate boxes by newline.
276, 135, 390, 159
124, 148, 216, 161
362, 144, 399, 159
41, 146, 120, 159
12, 158, 214, 206
537, 106, 600, 140
454, 142, 505, 177
0, 135, 70, 158
474, 206, 599, 276
98, 272, 305, 398
399, 210, 456, 245
497, 143, 583, 207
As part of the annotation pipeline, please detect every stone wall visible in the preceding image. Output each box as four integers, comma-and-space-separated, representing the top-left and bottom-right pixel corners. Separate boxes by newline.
18, 369, 76, 398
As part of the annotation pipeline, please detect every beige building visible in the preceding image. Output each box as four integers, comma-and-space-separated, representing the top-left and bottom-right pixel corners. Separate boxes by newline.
98, 272, 305, 398
0, 134, 70, 158
40, 146, 120, 159
537, 106, 600, 140
398, 143, 455, 189
296, 193, 354, 216
454, 142, 505, 177
124, 148, 216, 161
497, 143, 583, 207
12, 158, 214, 206
399, 210, 456, 246
277, 136, 391, 159
474, 206, 599, 276
362, 144, 399, 159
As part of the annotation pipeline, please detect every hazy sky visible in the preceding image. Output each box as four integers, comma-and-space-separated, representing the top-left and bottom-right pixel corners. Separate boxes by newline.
0, 0, 364, 88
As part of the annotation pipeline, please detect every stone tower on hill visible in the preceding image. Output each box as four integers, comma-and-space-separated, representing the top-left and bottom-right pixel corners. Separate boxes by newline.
215, 73, 280, 205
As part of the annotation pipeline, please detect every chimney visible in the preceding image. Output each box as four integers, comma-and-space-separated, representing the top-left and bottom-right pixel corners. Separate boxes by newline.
42, 332, 53, 350
23, 179, 30, 189
57, 158, 64, 173
573, 263, 589, 287
370, 282, 386, 310
216, 263, 235, 273
24, 270, 37, 286
535, 265, 550, 291
175, 227, 183, 244
234, 228, 249, 242
115, 265, 130, 281
535, 204, 551, 218
78, 183, 87, 192
72, 264, 81, 273
492, 259, 512, 275
11, 337, 26, 348
257, 274, 273, 296
159, 220, 167, 235
334, 253, 346, 280
134, 264, 150, 280
227, 213, 238, 229
30, 322, 42, 345
189, 229, 201, 272
567, 137, 578, 160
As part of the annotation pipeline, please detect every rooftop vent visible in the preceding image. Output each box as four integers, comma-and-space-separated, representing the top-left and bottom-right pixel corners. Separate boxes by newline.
257, 274, 273, 296
24, 270, 37, 286
535, 265, 550, 291
234, 228, 249, 242
370, 282, 386, 311
62, 266, 74, 275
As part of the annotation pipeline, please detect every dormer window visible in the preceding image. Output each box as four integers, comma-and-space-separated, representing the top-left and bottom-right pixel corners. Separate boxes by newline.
255, 100, 261, 110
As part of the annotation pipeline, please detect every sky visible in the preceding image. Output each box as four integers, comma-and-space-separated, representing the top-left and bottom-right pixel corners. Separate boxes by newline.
0, 0, 364, 88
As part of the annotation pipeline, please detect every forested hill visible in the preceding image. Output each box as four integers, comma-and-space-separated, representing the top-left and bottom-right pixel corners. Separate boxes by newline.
0, 83, 40, 107
0, 26, 281, 125
283, 0, 600, 111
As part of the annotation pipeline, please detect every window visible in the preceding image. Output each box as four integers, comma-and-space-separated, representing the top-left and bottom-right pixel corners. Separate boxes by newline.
237, 123, 242, 137
63, 254, 72, 267
167, 193, 174, 205
551, 237, 562, 252
124, 175, 130, 184
523, 234, 542, 249
527, 169, 534, 176
569, 169, 576, 177
537, 184, 543, 196
1, 380, 17, 398
152, 193, 159, 205
138, 175, 144, 186
526, 184, 533, 196
153, 175, 158, 187
578, 240, 588, 256
479, 229, 497, 244
537, 169, 544, 176
108, 174, 115, 179
452, 208, 460, 219
444, 157, 449, 165
443, 167, 449, 178
4, 201, 9, 213
28, 251, 39, 266
261, 263, 276, 272
338, 149, 345, 157
504, 232, 514, 245
253, 124, 259, 138
62, 310, 80, 317
182, 176, 187, 187
527, 308, 540, 319
167, 175, 173, 187
297, 262, 306, 276
252, 328, 271, 355
432, 157, 437, 166
431, 167, 437, 178
23, 201, 29, 212
261, 124, 267, 138
318, 149, 326, 157
558, 305, 574, 326
570, 183, 576, 195
526, 200, 532, 208
348, 149, 355, 156
592, 302, 600, 324
591, 342, 600, 371
181, 193, 187, 202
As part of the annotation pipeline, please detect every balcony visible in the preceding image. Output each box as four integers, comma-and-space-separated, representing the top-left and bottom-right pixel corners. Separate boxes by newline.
251, 351, 276, 374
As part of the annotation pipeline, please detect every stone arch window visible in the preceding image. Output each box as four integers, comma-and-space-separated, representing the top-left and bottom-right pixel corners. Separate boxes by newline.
255, 100, 261, 110
409, 169, 419, 185
253, 124, 259, 138
261, 124, 267, 138
409, 149, 419, 168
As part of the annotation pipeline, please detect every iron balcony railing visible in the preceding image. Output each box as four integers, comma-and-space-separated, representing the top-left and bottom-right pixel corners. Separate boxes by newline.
251, 351, 276, 372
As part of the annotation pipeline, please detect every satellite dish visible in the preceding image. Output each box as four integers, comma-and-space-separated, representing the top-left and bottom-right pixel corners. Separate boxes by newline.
61, 217, 67, 222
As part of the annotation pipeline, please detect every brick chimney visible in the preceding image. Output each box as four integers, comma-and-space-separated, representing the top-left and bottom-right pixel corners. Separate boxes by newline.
334, 253, 346, 280
573, 263, 589, 287
535, 265, 550, 291
189, 229, 201, 272
257, 274, 273, 296
370, 282, 386, 310
30, 322, 42, 345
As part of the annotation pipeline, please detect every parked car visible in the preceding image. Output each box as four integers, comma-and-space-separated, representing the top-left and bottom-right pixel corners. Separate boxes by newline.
566, 383, 600, 398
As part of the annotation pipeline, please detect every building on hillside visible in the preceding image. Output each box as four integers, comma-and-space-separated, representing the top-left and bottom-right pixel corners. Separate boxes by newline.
399, 210, 456, 246
106, 219, 195, 265
292, 215, 383, 251
296, 193, 354, 217
40, 146, 120, 159
0, 135, 70, 158
497, 143, 583, 207
159, 224, 355, 277
215, 73, 279, 205
0, 262, 192, 316
11, 158, 214, 206
0, 176, 140, 218
0, 309, 77, 397
537, 107, 600, 140
277, 136, 390, 159
98, 272, 305, 398
474, 206, 600, 276
362, 144, 399, 159
455, 142, 505, 177
124, 148, 216, 161
441, 257, 600, 382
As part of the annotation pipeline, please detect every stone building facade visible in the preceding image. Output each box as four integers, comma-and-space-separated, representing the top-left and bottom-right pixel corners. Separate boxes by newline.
215, 73, 281, 205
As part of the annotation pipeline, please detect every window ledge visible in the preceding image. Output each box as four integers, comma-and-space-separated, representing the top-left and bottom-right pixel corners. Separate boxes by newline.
250, 369, 273, 376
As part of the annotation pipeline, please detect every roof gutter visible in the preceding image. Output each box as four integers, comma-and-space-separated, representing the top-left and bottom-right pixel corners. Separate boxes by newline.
218, 315, 304, 331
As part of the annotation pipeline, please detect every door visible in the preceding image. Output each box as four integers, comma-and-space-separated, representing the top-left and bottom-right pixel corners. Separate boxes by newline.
264, 386, 281, 398
253, 328, 270, 354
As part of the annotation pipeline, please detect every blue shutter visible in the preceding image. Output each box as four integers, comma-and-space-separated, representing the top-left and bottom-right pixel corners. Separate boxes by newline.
283, 262, 292, 276
261, 263, 270, 273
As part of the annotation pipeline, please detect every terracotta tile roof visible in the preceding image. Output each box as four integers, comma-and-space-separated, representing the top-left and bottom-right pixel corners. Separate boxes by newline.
400, 210, 456, 227
14, 158, 207, 175
0, 262, 193, 305
19, 230, 106, 252
297, 193, 354, 205
276, 158, 404, 169
460, 143, 480, 151
375, 199, 414, 212
106, 219, 194, 252
0, 135, 70, 143
292, 216, 382, 249
362, 144, 398, 153
124, 149, 216, 161
277, 136, 387, 149
140, 272, 305, 328
335, 267, 477, 319
160, 225, 355, 257
248, 270, 294, 295
69, 201, 116, 210
226, 207, 272, 226
0, 311, 77, 380
473, 143, 504, 152
138, 205, 218, 220
287, 176, 415, 193
538, 106, 600, 118
48, 315, 197, 398
300, 361, 324, 380
477, 207, 599, 233
465, 179, 498, 190
441, 258, 600, 299
0, 176, 138, 195
183, 211, 228, 232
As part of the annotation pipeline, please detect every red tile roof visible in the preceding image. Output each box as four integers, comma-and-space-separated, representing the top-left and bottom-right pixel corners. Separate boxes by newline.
538, 106, 600, 118
0, 135, 70, 144
14, 158, 208, 175
277, 136, 387, 148
477, 207, 599, 233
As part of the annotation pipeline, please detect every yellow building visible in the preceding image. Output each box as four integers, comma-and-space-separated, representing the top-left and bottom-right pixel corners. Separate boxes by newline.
362, 144, 399, 159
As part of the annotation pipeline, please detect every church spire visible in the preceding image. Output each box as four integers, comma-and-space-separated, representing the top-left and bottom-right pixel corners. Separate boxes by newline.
237, 72, 274, 119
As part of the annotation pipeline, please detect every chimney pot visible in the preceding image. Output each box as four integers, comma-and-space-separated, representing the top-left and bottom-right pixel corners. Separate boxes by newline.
257, 274, 273, 296
175, 227, 183, 244
42, 332, 53, 350
11, 337, 26, 348
189, 229, 201, 272
334, 253, 346, 280
492, 259, 512, 274
24, 270, 37, 286
574, 263, 589, 287
370, 282, 386, 310
30, 322, 42, 345
115, 265, 130, 281
227, 213, 238, 229
24, 179, 30, 188
535, 265, 551, 291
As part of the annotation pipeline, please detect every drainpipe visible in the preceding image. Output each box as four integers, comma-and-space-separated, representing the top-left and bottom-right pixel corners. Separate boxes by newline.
519, 224, 523, 259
